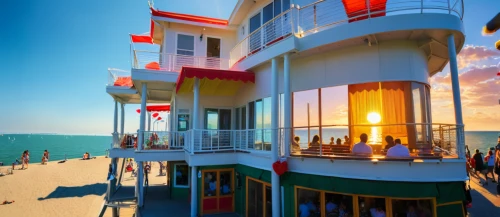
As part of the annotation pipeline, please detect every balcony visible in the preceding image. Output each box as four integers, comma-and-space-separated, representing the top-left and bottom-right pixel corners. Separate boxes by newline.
107, 68, 132, 87
229, 0, 464, 68
132, 51, 230, 72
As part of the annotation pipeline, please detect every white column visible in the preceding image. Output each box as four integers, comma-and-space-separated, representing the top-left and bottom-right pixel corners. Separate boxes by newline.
120, 103, 125, 135
113, 100, 118, 147
193, 78, 200, 130
271, 58, 280, 217
137, 161, 144, 207
190, 166, 198, 217
139, 84, 148, 150
447, 34, 465, 159
283, 53, 291, 157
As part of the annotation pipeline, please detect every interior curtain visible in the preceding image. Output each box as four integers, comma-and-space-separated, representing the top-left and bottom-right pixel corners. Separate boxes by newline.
380, 82, 409, 143
348, 82, 381, 144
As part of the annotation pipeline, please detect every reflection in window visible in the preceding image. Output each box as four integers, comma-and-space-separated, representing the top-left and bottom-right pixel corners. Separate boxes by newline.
204, 172, 217, 197
297, 188, 321, 217
392, 199, 433, 217
219, 171, 232, 195
265, 185, 272, 217
174, 164, 189, 187
325, 192, 353, 217
293, 89, 319, 149
248, 179, 264, 217
358, 197, 386, 217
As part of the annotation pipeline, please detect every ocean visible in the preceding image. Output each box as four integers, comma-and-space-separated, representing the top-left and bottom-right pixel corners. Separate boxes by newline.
0, 131, 498, 164
0, 134, 111, 164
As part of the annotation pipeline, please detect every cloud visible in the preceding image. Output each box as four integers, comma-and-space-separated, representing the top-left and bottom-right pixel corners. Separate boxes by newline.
457, 45, 500, 69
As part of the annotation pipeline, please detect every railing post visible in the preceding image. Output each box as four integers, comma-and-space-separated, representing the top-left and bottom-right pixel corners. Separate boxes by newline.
313, 4, 317, 28
421, 0, 423, 14
448, 0, 451, 14
366, 0, 371, 18
191, 130, 195, 153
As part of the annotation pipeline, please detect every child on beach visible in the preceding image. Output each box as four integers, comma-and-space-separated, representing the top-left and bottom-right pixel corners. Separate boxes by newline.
41, 150, 49, 164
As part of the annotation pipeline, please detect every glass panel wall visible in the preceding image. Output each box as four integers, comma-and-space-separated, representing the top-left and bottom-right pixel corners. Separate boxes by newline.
297, 188, 321, 217
391, 199, 433, 217
358, 197, 387, 217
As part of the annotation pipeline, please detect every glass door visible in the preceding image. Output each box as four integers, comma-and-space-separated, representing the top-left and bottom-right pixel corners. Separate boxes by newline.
247, 178, 272, 217
206, 37, 221, 69
202, 169, 234, 215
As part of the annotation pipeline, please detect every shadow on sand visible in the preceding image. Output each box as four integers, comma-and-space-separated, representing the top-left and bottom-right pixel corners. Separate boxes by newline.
38, 183, 107, 201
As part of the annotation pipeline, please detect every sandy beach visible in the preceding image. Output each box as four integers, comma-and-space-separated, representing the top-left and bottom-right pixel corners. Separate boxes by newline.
0, 157, 111, 217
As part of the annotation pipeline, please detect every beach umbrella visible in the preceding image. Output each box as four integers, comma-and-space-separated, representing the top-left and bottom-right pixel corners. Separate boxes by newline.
152, 113, 159, 118
136, 109, 141, 113
157, 117, 162, 121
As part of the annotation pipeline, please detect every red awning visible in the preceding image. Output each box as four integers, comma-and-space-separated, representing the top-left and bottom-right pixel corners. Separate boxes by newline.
176, 67, 255, 95
151, 8, 228, 26
137, 105, 171, 113
342, 0, 387, 22
131, 35, 153, 44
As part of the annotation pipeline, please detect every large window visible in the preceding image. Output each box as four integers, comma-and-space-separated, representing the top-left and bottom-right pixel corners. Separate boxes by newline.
392, 199, 434, 217
358, 196, 387, 217
247, 178, 272, 217
297, 188, 322, 217
174, 164, 189, 188
176, 34, 194, 56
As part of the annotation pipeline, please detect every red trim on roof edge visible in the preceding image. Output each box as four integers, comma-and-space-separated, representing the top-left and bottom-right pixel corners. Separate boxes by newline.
175, 67, 255, 93
151, 8, 228, 26
131, 35, 153, 44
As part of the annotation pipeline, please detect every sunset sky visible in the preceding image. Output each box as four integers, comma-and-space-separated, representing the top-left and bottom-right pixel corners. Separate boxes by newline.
0, 0, 499, 134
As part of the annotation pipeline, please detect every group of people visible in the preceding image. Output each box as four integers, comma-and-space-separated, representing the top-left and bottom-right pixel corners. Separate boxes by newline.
12, 150, 31, 170
291, 135, 351, 152
352, 133, 410, 157
466, 137, 500, 186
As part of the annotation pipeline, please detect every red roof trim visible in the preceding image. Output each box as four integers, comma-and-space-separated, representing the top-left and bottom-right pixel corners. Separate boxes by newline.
131, 35, 153, 44
176, 67, 255, 93
151, 8, 228, 26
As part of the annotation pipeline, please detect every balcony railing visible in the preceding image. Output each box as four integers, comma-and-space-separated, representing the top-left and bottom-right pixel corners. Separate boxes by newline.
107, 68, 131, 87
288, 123, 463, 159
229, 0, 464, 67
141, 131, 186, 150
229, 9, 293, 66
132, 51, 229, 72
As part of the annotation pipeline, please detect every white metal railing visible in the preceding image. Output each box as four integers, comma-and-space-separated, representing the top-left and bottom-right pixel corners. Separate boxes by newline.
107, 68, 131, 87
229, 0, 464, 67
188, 129, 277, 153
229, 9, 293, 66
296, 0, 464, 37
133, 51, 230, 72
141, 131, 186, 150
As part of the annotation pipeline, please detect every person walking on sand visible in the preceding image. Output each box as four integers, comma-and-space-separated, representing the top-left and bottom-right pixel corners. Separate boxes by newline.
472, 149, 488, 185
485, 150, 497, 183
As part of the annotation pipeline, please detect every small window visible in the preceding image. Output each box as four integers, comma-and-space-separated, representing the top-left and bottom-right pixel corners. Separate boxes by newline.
174, 164, 189, 187
297, 188, 321, 217
325, 192, 354, 217
392, 199, 434, 217
176, 34, 195, 56
358, 197, 386, 217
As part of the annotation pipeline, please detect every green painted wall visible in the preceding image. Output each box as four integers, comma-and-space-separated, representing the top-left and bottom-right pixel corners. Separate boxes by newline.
194, 164, 465, 217
168, 161, 190, 200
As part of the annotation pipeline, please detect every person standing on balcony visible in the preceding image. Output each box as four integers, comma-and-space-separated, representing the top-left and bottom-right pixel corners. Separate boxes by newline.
352, 133, 372, 155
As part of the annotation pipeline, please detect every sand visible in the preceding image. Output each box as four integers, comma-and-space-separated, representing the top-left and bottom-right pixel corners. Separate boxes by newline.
0, 157, 111, 217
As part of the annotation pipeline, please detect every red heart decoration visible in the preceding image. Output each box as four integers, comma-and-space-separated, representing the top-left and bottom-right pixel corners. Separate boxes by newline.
272, 160, 288, 176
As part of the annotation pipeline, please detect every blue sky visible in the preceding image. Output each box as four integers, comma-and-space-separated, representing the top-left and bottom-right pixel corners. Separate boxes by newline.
0, 0, 498, 134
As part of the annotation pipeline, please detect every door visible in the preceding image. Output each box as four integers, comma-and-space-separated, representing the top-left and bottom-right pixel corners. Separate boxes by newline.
247, 177, 272, 217
176, 34, 195, 71
202, 169, 234, 215
206, 37, 221, 69
249, 13, 261, 52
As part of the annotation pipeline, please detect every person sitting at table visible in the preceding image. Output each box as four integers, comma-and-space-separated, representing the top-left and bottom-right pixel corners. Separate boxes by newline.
344, 135, 350, 145
336, 138, 342, 145
309, 135, 321, 147
386, 139, 410, 157
292, 136, 301, 153
329, 137, 335, 145
383, 136, 395, 153
352, 133, 372, 155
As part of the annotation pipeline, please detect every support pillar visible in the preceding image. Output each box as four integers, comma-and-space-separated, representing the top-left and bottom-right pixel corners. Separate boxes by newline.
120, 103, 125, 136
148, 113, 151, 132
190, 166, 198, 217
447, 34, 465, 159
193, 78, 200, 130
137, 161, 144, 207
283, 53, 291, 157
271, 58, 280, 217
139, 84, 147, 150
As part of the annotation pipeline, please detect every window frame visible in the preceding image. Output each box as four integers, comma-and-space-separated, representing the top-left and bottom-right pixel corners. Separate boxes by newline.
294, 185, 438, 217
173, 163, 190, 188
246, 177, 272, 217
175, 32, 196, 56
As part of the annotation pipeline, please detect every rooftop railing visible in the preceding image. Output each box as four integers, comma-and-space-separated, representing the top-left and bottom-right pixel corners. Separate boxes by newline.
132, 51, 230, 72
229, 0, 464, 67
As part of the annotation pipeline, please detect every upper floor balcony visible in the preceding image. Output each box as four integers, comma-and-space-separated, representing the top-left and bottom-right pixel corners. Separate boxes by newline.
229, 0, 464, 68
132, 50, 230, 72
